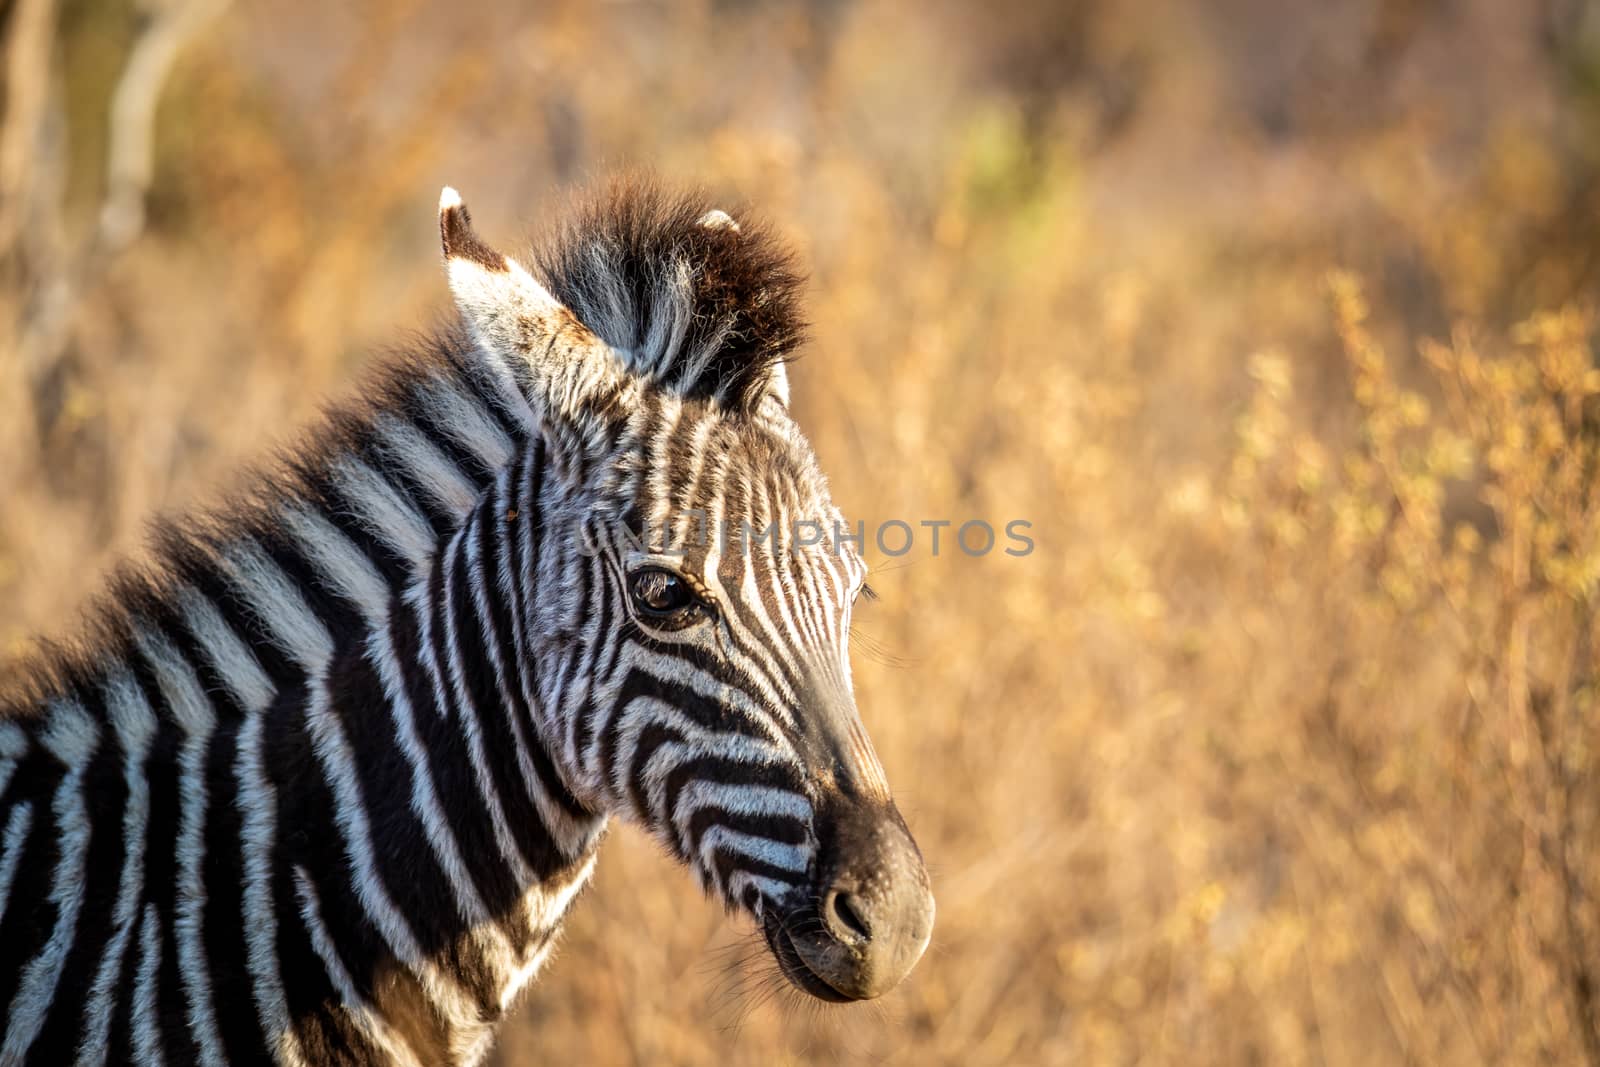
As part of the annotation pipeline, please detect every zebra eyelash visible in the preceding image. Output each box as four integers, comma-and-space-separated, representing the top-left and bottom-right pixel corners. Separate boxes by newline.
857, 583, 878, 603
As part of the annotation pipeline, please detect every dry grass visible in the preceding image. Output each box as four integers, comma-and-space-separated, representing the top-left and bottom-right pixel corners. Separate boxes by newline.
5, 0, 1600, 1063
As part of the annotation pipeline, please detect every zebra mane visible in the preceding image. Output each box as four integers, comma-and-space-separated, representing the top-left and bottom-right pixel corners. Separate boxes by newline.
530, 177, 807, 412
0, 178, 805, 715
0, 327, 515, 715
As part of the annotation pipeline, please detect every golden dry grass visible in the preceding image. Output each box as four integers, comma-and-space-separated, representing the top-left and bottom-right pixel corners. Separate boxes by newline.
5, 1, 1600, 1063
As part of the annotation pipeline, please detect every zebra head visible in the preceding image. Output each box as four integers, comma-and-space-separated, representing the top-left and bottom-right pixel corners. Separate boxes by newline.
438, 182, 933, 1002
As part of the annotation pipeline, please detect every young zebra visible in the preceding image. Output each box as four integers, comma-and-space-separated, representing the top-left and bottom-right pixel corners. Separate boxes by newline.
0, 180, 933, 1066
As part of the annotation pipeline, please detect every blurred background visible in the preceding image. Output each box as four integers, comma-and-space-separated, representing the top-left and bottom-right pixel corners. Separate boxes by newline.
5, 0, 1600, 1063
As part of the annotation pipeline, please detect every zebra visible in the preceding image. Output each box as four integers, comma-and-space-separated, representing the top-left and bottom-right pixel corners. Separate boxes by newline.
0, 178, 933, 1065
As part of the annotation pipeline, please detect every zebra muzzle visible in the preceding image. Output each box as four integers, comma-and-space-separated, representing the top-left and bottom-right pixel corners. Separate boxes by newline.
763, 802, 934, 1001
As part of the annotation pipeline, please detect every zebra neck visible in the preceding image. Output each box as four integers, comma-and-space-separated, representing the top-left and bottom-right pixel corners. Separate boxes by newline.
0, 352, 628, 1063
338, 436, 612, 953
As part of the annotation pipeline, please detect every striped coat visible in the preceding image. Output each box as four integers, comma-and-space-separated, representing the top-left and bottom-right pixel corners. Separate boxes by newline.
0, 179, 934, 1066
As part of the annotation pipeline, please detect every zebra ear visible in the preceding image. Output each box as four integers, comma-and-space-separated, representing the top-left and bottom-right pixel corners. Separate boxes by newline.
764, 360, 790, 411
695, 207, 794, 414
438, 187, 629, 429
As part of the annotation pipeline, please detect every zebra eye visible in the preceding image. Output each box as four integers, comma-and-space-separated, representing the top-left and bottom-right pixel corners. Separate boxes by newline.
628, 567, 698, 621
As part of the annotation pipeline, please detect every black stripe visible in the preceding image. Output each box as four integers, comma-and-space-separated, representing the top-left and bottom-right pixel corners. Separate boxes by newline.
408, 384, 502, 488
483, 460, 590, 833
424, 538, 522, 917
261, 679, 357, 1063
314, 635, 454, 1062
608, 663, 754, 741
682, 805, 808, 857
295, 462, 415, 587
0, 759, 62, 1038
460, 508, 570, 882
202, 718, 274, 1065
383, 592, 500, 1017
334, 614, 460, 961
706, 844, 805, 895
624, 720, 687, 848
28, 680, 125, 1065
661, 755, 807, 849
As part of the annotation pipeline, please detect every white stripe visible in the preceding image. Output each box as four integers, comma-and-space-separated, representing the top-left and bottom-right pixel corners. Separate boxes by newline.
276, 509, 489, 1034
0, 802, 34, 924
417, 378, 516, 474
0, 721, 26, 759
0, 711, 25, 801
279, 507, 392, 623
491, 464, 603, 849
442, 527, 536, 886
373, 416, 478, 518
497, 849, 599, 1013
130, 904, 166, 1067
133, 627, 227, 1067
219, 539, 336, 668
330, 458, 436, 570
40, 695, 99, 766
2, 700, 97, 1061
173, 584, 275, 714
291, 867, 425, 1067
617, 702, 798, 826
235, 708, 304, 1066
134, 627, 216, 737
644, 397, 687, 535
671, 780, 810, 832
697, 824, 809, 878
80, 666, 159, 1065
637, 265, 692, 377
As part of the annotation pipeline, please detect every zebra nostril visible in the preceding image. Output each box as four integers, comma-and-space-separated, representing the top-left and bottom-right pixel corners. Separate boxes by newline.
782, 813, 933, 998
826, 887, 872, 942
